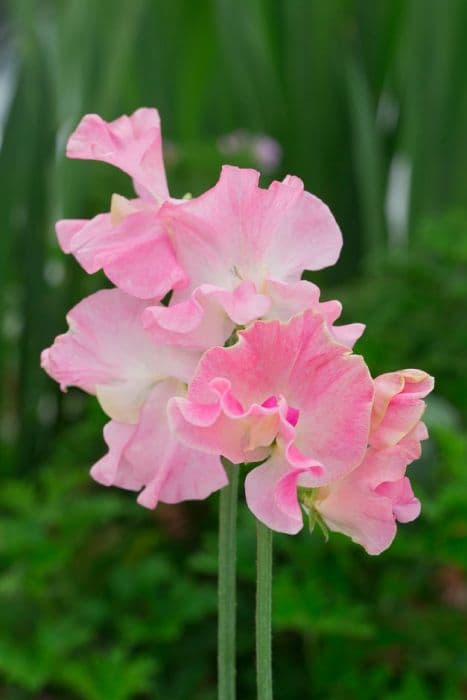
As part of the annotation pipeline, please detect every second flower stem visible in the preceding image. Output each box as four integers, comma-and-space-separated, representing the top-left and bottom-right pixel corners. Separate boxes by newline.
256, 519, 273, 700
218, 460, 239, 700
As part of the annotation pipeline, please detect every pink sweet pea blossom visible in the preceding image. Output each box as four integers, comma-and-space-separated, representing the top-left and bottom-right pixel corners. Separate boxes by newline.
56, 108, 187, 299
143, 165, 346, 348
243, 369, 434, 553
42, 105, 434, 556
41, 288, 227, 508
169, 310, 374, 489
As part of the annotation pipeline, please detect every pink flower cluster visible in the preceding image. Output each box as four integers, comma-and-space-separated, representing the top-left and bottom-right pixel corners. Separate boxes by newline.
42, 108, 434, 555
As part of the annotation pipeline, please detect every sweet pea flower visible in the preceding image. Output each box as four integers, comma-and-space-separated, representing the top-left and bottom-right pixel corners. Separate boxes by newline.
41, 288, 227, 508
169, 310, 374, 491
246, 369, 434, 554
56, 108, 187, 298
143, 165, 346, 348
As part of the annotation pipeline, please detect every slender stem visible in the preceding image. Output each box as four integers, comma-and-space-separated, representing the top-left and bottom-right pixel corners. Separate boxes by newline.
218, 460, 239, 700
256, 520, 273, 700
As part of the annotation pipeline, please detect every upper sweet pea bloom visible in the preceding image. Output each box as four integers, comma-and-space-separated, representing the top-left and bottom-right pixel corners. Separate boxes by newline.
169, 310, 374, 492
246, 369, 434, 553
143, 165, 345, 348
41, 288, 227, 508
56, 108, 187, 298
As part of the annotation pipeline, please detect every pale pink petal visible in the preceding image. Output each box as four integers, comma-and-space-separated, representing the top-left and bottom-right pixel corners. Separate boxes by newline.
163, 165, 342, 296
397, 421, 429, 461
91, 381, 227, 508
143, 280, 269, 349
41, 289, 200, 423
55, 219, 87, 252
90, 421, 141, 490
371, 370, 435, 449
66, 108, 169, 201
316, 446, 421, 555
375, 477, 421, 523
262, 277, 320, 321
331, 323, 365, 348
55, 211, 187, 299
264, 278, 365, 348
169, 311, 373, 482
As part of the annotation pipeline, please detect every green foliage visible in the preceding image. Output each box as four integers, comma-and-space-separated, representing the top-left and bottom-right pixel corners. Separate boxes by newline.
337, 211, 467, 418
1, 1, 466, 698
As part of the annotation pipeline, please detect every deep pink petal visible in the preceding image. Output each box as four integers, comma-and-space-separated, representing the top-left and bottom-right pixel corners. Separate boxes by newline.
169, 379, 280, 465
170, 311, 373, 481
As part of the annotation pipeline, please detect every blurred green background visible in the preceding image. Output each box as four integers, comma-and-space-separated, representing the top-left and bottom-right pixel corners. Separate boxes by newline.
1, 1, 467, 698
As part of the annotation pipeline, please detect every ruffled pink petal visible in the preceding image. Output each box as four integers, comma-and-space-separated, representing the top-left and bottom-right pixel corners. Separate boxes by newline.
41, 289, 200, 423
331, 323, 365, 348
55, 210, 187, 299
245, 451, 307, 534
56, 219, 87, 252
162, 165, 342, 296
370, 370, 435, 449
90, 421, 141, 490
143, 281, 269, 349
169, 311, 373, 482
170, 377, 280, 464
91, 381, 227, 508
316, 446, 421, 555
375, 477, 421, 523
396, 421, 429, 461
66, 108, 169, 202
264, 278, 365, 348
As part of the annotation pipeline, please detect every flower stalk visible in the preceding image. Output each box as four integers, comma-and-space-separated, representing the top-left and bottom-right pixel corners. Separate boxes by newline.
256, 519, 273, 700
218, 460, 239, 700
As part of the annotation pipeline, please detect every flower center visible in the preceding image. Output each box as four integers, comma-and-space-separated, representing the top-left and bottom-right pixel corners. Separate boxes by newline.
261, 395, 300, 427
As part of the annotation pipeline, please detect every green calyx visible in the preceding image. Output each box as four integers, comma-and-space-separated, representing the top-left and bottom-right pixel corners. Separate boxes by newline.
224, 325, 245, 347
297, 487, 329, 542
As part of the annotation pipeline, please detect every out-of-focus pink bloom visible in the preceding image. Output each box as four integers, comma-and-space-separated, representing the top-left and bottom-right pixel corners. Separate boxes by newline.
169, 310, 374, 485
217, 129, 282, 172
56, 108, 187, 299
41, 288, 227, 507
244, 368, 433, 553
144, 165, 345, 347
251, 135, 282, 173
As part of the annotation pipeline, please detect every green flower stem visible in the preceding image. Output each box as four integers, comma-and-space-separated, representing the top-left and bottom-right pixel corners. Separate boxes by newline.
218, 460, 239, 700
256, 519, 273, 700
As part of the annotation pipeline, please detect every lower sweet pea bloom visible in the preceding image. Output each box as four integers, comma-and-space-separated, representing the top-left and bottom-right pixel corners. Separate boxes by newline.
41, 288, 227, 508
245, 370, 433, 554
169, 310, 374, 490
56, 108, 187, 298
143, 165, 346, 347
